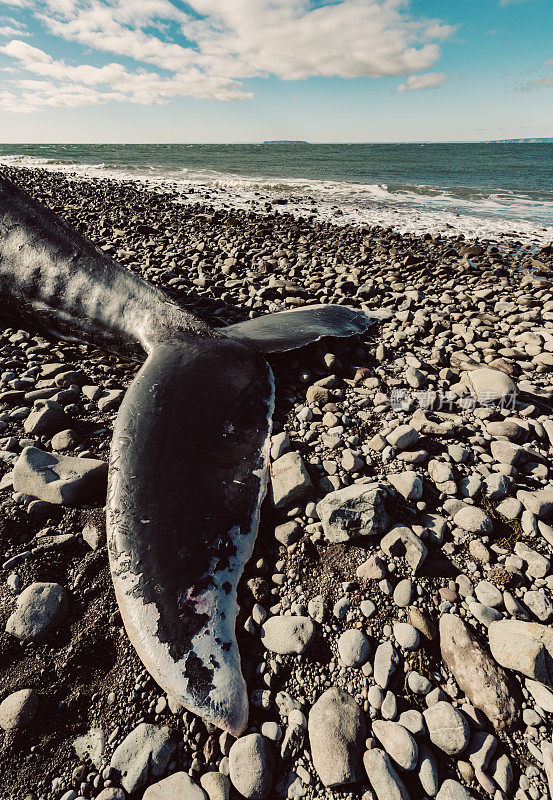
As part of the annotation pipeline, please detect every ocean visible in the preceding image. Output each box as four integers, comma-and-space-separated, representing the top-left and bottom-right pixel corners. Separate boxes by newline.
1, 142, 552, 244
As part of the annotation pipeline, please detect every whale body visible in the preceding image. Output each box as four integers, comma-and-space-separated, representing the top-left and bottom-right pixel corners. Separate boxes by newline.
0, 172, 375, 735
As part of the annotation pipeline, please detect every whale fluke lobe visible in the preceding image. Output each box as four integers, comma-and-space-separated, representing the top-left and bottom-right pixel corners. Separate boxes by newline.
222, 304, 376, 353
0, 171, 373, 734
107, 337, 274, 735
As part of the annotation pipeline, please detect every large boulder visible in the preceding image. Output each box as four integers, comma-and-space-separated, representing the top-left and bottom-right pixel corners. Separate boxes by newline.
316, 482, 389, 543
439, 614, 520, 732
13, 446, 107, 506
308, 687, 366, 787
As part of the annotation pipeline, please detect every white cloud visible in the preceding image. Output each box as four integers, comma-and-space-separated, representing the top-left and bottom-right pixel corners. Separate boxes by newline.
0, 16, 29, 37
0, 0, 455, 112
397, 71, 448, 92
519, 75, 553, 90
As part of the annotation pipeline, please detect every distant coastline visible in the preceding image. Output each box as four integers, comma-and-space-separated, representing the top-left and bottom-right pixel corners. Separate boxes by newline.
485, 137, 553, 144
263, 140, 309, 144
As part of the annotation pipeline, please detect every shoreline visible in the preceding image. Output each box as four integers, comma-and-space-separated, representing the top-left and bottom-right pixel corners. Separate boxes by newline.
1, 154, 552, 248
0, 166, 553, 800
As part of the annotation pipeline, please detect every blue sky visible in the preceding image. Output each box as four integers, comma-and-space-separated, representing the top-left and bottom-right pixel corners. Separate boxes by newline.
0, 0, 551, 142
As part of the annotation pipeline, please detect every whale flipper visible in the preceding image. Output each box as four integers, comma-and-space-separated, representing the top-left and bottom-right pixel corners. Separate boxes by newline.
222, 304, 376, 353
107, 335, 274, 736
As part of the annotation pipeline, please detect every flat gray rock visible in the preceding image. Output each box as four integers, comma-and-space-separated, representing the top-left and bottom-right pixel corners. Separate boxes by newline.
110, 723, 175, 794
23, 399, 70, 435
337, 629, 371, 667
453, 505, 493, 534
436, 778, 474, 800
5, 582, 68, 641
316, 483, 389, 543
260, 615, 315, 655
381, 525, 427, 572
388, 471, 423, 501
228, 734, 274, 799
73, 728, 105, 769
308, 687, 366, 787
12, 446, 108, 506
373, 641, 399, 690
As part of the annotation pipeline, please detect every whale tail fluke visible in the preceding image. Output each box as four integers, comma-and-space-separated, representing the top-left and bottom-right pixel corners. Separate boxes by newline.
222, 303, 376, 353
107, 335, 274, 735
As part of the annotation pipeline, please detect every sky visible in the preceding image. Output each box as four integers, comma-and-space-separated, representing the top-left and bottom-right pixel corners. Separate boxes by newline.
0, 0, 551, 143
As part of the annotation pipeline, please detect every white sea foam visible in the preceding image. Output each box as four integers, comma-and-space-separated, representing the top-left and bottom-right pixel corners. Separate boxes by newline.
1, 153, 551, 245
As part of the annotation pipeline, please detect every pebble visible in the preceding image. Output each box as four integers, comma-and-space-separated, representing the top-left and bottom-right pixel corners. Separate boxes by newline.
110, 723, 175, 794
308, 688, 366, 787
0, 688, 38, 730
423, 702, 470, 755
337, 629, 371, 667
260, 615, 315, 654
363, 748, 410, 800
5, 582, 68, 641
371, 720, 418, 770
228, 734, 275, 800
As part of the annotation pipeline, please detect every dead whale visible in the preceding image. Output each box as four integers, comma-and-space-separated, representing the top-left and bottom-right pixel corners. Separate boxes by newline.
0, 172, 375, 735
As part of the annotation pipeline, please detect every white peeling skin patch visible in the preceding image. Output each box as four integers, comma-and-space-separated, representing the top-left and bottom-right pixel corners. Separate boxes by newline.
108, 368, 275, 737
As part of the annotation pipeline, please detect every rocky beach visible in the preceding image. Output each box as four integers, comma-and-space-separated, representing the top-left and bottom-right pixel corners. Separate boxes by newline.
1, 164, 553, 800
